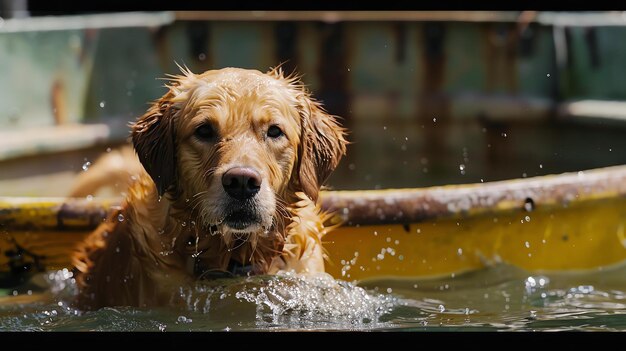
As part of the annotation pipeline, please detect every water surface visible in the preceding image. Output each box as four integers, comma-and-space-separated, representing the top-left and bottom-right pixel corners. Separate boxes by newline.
2, 262, 626, 332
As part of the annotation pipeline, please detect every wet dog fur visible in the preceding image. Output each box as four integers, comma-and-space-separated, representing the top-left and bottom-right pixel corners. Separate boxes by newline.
71, 66, 347, 309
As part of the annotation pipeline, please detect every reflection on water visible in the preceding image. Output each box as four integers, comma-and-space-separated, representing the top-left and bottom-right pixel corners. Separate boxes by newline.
3, 262, 626, 331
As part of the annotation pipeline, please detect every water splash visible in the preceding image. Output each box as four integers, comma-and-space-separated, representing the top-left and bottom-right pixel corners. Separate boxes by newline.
174, 272, 398, 329
5, 263, 626, 331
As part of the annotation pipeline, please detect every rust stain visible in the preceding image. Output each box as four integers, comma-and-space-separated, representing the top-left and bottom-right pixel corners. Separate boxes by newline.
393, 22, 407, 64
418, 22, 449, 164
481, 22, 522, 167
483, 22, 519, 95
151, 25, 174, 74
274, 21, 299, 77
51, 78, 67, 125
316, 22, 350, 122
186, 21, 213, 72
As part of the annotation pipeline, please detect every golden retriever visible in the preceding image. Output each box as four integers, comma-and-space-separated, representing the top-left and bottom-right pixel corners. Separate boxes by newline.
71, 66, 347, 310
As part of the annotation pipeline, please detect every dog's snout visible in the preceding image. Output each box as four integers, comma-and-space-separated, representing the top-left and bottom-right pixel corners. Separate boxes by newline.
222, 167, 262, 200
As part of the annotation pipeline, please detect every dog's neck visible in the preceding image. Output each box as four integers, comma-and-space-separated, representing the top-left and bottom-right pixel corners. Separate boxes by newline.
126, 174, 332, 278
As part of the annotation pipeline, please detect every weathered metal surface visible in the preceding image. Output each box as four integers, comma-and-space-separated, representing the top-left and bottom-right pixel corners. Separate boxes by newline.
323, 195, 626, 280
323, 165, 626, 226
0, 197, 119, 231
1, 165, 624, 230
4, 12, 626, 133
2, 12, 625, 176
1, 166, 625, 282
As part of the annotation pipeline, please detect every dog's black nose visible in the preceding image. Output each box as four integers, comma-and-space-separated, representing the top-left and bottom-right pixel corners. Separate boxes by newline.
222, 167, 262, 200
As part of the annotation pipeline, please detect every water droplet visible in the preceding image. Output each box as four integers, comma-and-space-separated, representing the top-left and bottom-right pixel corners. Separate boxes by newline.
117, 213, 125, 222
438, 304, 445, 313
386, 288, 393, 293
106, 147, 112, 153
383, 126, 387, 130
86, 194, 93, 201
539, 163, 543, 169
347, 68, 351, 72
198, 53, 206, 60
82, 161, 91, 171
432, 117, 437, 123
546, 73, 551, 77
115, 247, 120, 253
459, 164, 465, 171
99, 101, 105, 108
525, 215, 531, 222
525, 241, 530, 248
501, 132, 507, 138
457, 248, 463, 256
480, 178, 484, 183
177, 315, 192, 324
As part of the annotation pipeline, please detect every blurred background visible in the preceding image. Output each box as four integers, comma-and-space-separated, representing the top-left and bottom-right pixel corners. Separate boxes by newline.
1, 6, 625, 196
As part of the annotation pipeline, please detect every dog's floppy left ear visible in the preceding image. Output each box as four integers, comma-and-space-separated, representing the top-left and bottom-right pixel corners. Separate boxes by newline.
296, 94, 348, 202
131, 91, 178, 196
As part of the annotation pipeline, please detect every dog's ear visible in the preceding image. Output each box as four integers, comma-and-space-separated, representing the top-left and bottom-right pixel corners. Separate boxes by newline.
296, 94, 348, 202
131, 92, 177, 196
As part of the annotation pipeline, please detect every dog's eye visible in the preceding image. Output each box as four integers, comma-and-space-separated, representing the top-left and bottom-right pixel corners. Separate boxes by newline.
267, 125, 284, 139
194, 124, 216, 141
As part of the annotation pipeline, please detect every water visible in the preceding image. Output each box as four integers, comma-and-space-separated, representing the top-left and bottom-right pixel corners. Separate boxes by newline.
3, 263, 626, 331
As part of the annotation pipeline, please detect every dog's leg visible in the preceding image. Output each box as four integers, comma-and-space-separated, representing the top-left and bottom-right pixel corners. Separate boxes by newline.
72, 206, 167, 309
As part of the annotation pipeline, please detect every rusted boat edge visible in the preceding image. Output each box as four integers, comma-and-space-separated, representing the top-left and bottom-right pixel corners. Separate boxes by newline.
322, 164, 626, 226
0, 165, 625, 231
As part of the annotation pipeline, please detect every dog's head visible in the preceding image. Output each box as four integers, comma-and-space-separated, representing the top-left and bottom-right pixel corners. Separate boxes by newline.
131, 67, 346, 241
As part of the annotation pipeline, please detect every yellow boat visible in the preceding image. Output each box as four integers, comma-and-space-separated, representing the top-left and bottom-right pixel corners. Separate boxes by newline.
2, 164, 625, 289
